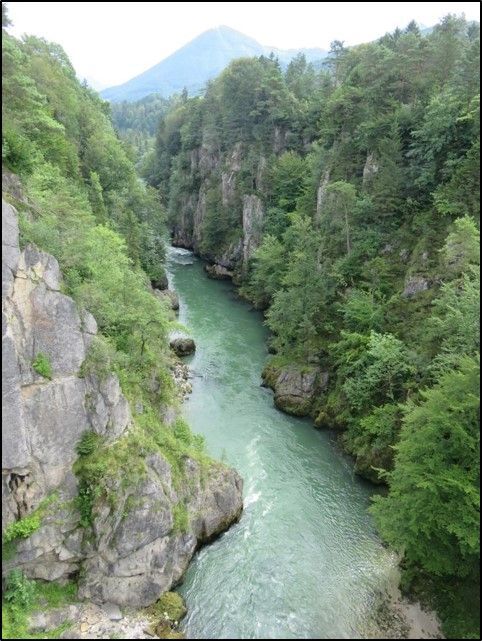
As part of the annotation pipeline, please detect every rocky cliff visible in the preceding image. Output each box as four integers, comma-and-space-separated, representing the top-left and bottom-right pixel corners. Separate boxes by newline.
2, 197, 243, 607
171, 139, 267, 278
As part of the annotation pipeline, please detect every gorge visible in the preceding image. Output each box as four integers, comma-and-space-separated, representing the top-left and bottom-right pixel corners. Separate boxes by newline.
2, 4, 480, 639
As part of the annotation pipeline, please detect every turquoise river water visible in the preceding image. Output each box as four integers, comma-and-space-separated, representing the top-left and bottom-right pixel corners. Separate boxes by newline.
167, 247, 397, 640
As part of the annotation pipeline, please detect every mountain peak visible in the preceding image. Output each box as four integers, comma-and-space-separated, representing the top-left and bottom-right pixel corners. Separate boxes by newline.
101, 27, 326, 103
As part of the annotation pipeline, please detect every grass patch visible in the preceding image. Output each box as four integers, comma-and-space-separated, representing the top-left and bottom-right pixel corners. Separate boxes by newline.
172, 503, 189, 534
3, 493, 59, 544
3, 512, 41, 544
32, 352, 52, 379
2, 572, 76, 640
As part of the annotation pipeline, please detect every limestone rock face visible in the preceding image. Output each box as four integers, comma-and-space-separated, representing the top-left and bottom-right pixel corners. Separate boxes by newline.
78, 454, 242, 607
2, 197, 243, 606
2, 197, 132, 553
242, 194, 264, 267
362, 152, 379, 185
262, 361, 329, 417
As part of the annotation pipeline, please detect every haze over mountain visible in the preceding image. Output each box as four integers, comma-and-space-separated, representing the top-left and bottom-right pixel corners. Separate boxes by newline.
101, 25, 327, 102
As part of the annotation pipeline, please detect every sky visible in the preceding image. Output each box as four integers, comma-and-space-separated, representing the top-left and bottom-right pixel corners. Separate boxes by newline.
7, 2, 481, 89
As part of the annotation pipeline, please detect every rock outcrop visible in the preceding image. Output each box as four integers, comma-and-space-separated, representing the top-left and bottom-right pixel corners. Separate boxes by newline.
262, 361, 329, 417
169, 140, 266, 275
242, 194, 264, 269
402, 275, 430, 297
204, 263, 233, 280
154, 288, 180, 311
2, 197, 243, 607
2, 199, 126, 534
170, 337, 196, 356
78, 454, 242, 607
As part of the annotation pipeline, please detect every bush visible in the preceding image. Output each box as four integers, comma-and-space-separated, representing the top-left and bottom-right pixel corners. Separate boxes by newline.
32, 352, 53, 379
4, 570, 36, 609
3, 512, 41, 543
75, 430, 102, 457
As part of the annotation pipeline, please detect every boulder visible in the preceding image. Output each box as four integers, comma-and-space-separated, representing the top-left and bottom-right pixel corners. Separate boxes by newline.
78, 454, 242, 607
262, 362, 329, 417
204, 263, 233, 280
170, 337, 196, 357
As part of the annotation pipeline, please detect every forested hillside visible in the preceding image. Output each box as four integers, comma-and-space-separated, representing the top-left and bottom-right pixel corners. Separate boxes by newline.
144, 16, 480, 638
110, 93, 172, 165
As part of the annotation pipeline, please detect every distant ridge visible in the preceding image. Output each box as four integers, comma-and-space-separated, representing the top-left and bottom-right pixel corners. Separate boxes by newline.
101, 26, 327, 102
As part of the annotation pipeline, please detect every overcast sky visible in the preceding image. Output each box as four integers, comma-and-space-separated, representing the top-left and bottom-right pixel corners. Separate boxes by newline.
7, 2, 481, 89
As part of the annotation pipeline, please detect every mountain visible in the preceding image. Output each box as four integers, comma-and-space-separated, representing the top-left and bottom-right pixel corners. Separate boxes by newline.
101, 26, 326, 102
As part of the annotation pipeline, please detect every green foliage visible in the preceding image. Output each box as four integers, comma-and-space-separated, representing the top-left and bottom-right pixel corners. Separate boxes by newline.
372, 356, 480, 578
4, 571, 36, 609
3, 512, 41, 543
76, 430, 102, 457
147, 592, 187, 623
344, 403, 402, 482
32, 352, 53, 379
341, 331, 414, 411
172, 502, 189, 534
3, 493, 60, 545
78, 336, 117, 380
441, 215, 480, 276
2, 574, 76, 640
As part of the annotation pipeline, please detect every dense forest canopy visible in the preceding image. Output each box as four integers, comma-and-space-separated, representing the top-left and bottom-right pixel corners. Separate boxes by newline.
143, 15, 480, 638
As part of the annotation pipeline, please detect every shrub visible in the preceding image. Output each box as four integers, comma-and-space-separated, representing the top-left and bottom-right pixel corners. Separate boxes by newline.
3, 512, 41, 543
75, 430, 102, 457
32, 352, 53, 379
4, 570, 36, 609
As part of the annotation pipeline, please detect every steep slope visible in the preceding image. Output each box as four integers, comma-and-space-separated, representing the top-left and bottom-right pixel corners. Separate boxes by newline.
2, 195, 243, 606
101, 25, 325, 102
2, 17, 243, 633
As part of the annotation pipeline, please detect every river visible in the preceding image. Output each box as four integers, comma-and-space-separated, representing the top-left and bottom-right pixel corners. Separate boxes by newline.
167, 247, 398, 640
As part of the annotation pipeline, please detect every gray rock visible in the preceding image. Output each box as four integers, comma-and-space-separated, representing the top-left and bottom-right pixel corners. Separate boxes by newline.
85, 374, 132, 440
79, 453, 242, 607
402, 275, 430, 298
170, 337, 196, 356
262, 363, 328, 417
153, 288, 179, 311
315, 169, 331, 222
2, 168, 27, 203
3, 195, 244, 610
242, 194, 263, 267
362, 152, 379, 184
2, 199, 131, 571
102, 602, 123, 621
204, 263, 233, 280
